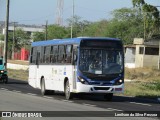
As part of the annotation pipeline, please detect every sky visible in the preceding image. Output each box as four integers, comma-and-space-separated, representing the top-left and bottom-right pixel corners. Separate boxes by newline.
0, 0, 159, 25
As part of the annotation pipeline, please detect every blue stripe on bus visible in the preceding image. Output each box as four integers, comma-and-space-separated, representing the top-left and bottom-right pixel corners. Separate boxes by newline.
31, 37, 121, 47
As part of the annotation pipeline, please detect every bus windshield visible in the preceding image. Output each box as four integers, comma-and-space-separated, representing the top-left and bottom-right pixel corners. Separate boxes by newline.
79, 49, 123, 75
0, 59, 3, 65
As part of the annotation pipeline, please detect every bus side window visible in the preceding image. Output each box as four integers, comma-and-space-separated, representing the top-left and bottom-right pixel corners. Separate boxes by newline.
50, 46, 53, 63
66, 45, 72, 63
43, 47, 46, 63
45, 46, 50, 64
31, 47, 37, 64
58, 45, 65, 63
50, 46, 58, 63
40, 46, 44, 63
30, 47, 33, 63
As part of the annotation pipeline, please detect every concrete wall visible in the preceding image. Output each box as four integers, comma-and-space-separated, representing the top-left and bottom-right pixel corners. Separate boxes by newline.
135, 45, 144, 68
143, 55, 159, 68
135, 45, 159, 68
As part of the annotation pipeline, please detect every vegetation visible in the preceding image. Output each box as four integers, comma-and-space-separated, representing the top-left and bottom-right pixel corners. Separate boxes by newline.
31, 0, 160, 45
8, 69, 28, 81
0, 0, 159, 59
124, 68, 160, 99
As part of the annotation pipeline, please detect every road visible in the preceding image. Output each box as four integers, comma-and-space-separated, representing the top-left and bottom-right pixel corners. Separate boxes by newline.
0, 79, 160, 120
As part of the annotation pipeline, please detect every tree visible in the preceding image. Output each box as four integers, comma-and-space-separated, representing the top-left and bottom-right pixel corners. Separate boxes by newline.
132, 0, 160, 39
47, 25, 69, 39
105, 8, 144, 44
67, 15, 91, 37
32, 32, 45, 42
7, 28, 30, 59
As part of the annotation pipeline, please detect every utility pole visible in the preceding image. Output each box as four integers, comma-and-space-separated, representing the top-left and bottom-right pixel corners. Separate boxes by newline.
12, 22, 16, 60
158, 40, 160, 70
4, 0, 10, 68
45, 20, 48, 40
71, 0, 74, 38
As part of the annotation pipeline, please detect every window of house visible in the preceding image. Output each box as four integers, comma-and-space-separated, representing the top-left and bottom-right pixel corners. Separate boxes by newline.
139, 47, 144, 54
145, 47, 159, 55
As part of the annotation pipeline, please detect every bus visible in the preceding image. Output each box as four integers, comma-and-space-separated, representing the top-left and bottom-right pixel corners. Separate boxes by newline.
28, 37, 124, 100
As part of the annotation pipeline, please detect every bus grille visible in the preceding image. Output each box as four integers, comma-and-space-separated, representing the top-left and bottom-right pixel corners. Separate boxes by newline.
94, 87, 110, 90
89, 77, 117, 81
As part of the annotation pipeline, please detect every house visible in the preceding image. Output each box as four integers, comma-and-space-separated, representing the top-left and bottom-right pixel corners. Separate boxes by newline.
125, 38, 160, 69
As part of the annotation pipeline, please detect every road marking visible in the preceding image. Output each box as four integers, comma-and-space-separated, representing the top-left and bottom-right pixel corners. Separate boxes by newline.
107, 108, 123, 111
43, 96, 53, 99
0, 88, 8, 90
62, 100, 73, 103
12, 90, 21, 93
130, 102, 152, 106
82, 103, 96, 107
27, 93, 37, 96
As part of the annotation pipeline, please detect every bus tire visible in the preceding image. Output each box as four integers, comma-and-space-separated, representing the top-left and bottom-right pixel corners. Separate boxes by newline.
3, 76, 8, 84
65, 80, 73, 100
41, 78, 49, 95
104, 93, 113, 101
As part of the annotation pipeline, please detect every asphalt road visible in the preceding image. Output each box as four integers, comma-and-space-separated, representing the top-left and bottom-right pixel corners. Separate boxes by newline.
0, 79, 160, 120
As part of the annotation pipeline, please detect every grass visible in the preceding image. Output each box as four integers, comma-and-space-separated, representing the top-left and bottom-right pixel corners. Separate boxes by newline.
124, 67, 160, 99
124, 81, 160, 99
8, 69, 28, 81
125, 67, 160, 81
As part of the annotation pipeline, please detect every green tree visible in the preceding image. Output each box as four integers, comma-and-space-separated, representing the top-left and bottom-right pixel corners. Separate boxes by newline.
83, 20, 108, 37
32, 32, 45, 41
105, 8, 143, 44
47, 25, 69, 39
132, 0, 160, 39
67, 15, 91, 37
7, 28, 30, 59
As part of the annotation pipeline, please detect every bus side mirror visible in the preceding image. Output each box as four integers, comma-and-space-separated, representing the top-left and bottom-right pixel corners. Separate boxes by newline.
4, 63, 6, 66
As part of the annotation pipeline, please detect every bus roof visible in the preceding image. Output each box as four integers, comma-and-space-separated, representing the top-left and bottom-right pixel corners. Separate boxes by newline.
31, 37, 121, 47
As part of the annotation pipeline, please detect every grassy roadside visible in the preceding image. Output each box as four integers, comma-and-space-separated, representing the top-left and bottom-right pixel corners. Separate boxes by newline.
7, 66, 160, 99
8, 69, 28, 81
124, 68, 160, 99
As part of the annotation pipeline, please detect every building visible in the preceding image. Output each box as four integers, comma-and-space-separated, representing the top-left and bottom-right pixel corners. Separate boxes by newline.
125, 38, 160, 69
0, 21, 45, 38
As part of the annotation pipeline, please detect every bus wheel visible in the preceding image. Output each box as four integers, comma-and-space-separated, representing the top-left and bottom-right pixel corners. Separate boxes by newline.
65, 80, 73, 100
41, 78, 48, 95
3, 76, 8, 84
104, 93, 113, 101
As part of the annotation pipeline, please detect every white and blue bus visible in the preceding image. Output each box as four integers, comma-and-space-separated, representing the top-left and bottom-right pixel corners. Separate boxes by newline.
28, 37, 124, 100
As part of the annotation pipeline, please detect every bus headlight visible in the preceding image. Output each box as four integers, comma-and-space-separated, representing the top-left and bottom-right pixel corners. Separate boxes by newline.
114, 79, 123, 85
1, 70, 4, 73
78, 76, 89, 85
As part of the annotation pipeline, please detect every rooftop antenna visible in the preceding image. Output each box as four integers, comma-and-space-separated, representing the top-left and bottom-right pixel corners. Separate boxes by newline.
55, 0, 64, 26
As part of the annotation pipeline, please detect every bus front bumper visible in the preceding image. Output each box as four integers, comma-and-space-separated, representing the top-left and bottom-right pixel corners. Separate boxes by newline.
74, 82, 124, 94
